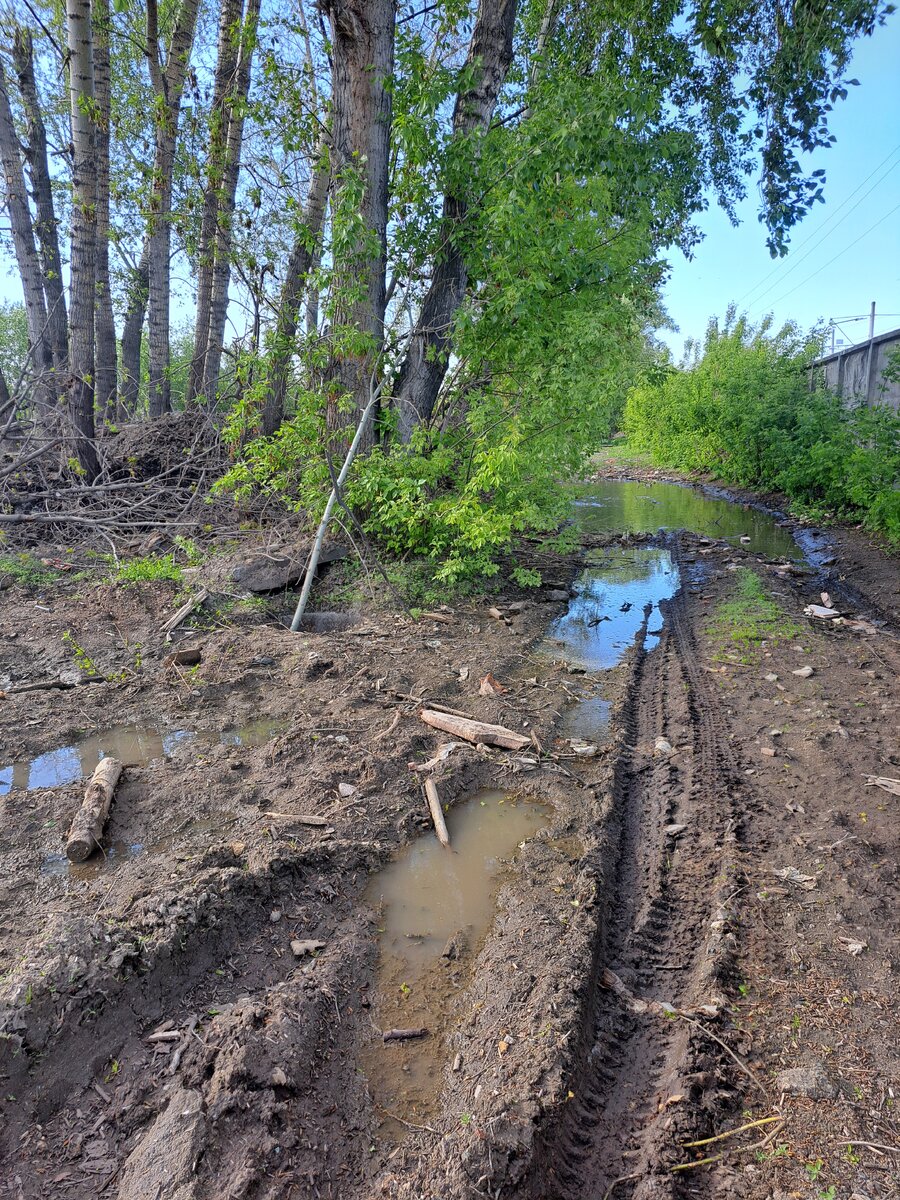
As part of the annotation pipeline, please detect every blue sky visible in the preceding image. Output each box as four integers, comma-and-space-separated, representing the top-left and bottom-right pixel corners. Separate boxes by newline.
660, 15, 900, 360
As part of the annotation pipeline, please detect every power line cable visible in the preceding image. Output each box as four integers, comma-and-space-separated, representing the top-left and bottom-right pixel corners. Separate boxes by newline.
742, 151, 900, 311
758, 198, 900, 311
733, 141, 900, 308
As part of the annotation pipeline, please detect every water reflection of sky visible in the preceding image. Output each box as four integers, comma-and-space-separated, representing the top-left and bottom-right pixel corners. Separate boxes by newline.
0, 718, 287, 796
546, 547, 679, 671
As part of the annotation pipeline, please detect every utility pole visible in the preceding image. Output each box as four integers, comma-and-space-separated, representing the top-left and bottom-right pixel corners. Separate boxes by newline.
868, 300, 876, 340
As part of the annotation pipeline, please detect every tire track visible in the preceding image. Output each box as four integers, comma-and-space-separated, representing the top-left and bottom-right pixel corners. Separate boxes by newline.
524, 557, 742, 1200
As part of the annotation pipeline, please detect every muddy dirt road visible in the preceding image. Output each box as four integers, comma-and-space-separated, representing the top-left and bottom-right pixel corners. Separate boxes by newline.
1, 474, 898, 1200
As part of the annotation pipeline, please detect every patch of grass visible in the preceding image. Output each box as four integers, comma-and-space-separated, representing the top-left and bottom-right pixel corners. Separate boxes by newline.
0, 552, 59, 589
709, 568, 802, 661
589, 440, 654, 471
113, 553, 182, 585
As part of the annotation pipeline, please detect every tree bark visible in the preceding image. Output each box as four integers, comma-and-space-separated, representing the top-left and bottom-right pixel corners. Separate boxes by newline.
119, 242, 150, 417
66, 757, 124, 861
187, 0, 243, 405
66, 0, 101, 480
261, 147, 330, 436
93, 0, 118, 426
146, 0, 203, 419
392, 0, 517, 442
320, 0, 395, 448
0, 59, 53, 415
12, 29, 68, 380
200, 0, 261, 404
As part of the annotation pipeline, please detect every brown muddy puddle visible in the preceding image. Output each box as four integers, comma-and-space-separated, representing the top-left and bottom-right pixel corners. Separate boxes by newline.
363, 788, 550, 1138
0, 717, 287, 796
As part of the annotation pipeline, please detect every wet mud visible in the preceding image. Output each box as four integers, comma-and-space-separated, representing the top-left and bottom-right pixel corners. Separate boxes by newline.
1, 477, 898, 1200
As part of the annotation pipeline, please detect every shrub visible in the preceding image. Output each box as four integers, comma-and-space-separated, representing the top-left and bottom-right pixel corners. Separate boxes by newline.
623, 310, 900, 543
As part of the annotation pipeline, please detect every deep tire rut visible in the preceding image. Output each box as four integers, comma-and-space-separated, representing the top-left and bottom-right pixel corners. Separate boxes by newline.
525, 577, 742, 1200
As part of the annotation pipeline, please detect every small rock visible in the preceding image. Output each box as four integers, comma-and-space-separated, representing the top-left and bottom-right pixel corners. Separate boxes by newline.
567, 664, 587, 675
333, 734, 350, 746
546, 589, 569, 602
425, 639, 443, 650
776, 1064, 838, 1100
269, 909, 282, 923
569, 739, 598, 758
761, 747, 776, 757
290, 939, 326, 958
270, 1067, 288, 1086
792, 665, 815, 678
250, 655, 276, 667
740, 536, 751, 544
458, 667, 470, 681
338, 782, 357, 798
654, 737, 673, 755
764, 672, 778, 682
665, 824, 687, 837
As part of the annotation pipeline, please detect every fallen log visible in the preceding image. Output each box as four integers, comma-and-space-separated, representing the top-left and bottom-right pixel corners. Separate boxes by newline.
423, 777, 450, 847
161, 588, 209, 637
382, 1027, 429, 1043
419, 708, 531, 751
65, 757, 124, 862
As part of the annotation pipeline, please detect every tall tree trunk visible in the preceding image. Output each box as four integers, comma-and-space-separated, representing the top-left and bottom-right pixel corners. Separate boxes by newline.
12, 29, 68, 381
200, 0, 261, 404
0, 59, 53, 417
261, 148, 330, 436
392, 0, 517, 442
66, 0, 101, 480
187, 0, 243, 405
320, 0, 395, 448
146, 0, 202, 419
92, 0, 117, 426
119, 242, 149, 417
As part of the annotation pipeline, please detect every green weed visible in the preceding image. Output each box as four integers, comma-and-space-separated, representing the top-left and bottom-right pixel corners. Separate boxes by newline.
113, 554, 182, 585
709, 569, 802, 661
0, 553, 59, 588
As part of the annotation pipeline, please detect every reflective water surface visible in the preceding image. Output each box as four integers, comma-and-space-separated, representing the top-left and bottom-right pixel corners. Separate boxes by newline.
0, 717, 286, 796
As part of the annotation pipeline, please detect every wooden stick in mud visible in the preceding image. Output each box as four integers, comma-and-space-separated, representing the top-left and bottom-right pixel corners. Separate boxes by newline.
160, 588, 209, 637
418, 708, 531, 751
382, 1027, 429, 1042
65, 758, 123, 862
423, 777, 450, 847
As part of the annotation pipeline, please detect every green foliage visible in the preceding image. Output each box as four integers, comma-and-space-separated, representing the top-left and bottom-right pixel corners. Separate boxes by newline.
0, 302, 29, 387
0, 552, 59, 588
112, 553, 182, 585
709, 568, 802, 659
62, 630, 101, 677
624, 310, 900, 542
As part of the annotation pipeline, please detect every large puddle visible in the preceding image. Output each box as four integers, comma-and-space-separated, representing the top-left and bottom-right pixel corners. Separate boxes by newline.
571, 479, 801, 559
0, 718, 286, 796
363, 789, 549, 1136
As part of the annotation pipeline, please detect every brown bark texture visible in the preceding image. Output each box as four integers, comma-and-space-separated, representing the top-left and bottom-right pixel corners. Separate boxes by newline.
66, 757, 124, 861
261, 147, 330, 436
93, 0, 118, 425
13, 29, 68, 378
392, 0, 517, 442
66, 0, 101, 479
321, 0, 395, 448
0, 59, 52, 412
146, 0, 203, 418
